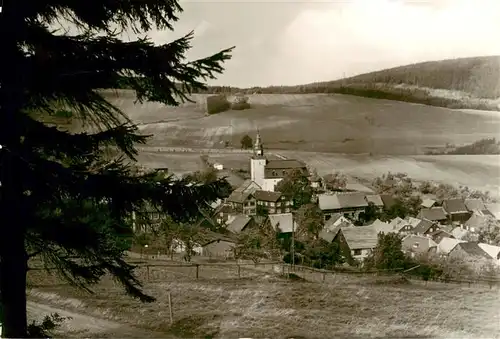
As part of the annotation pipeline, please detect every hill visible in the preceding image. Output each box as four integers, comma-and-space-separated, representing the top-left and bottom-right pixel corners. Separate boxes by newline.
200, 56, 500, 111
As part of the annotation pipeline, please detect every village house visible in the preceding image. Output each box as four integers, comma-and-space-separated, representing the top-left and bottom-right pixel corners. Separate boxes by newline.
485, 203, 500, 221
318, 193, 368, 220
401, 235, 438, 258
436, 237, 465, 256
330, 226, 378, 264
448, 242, 494, 270
464, 212, 495, 233
421, 198, 437, 209
323, 213, 354, 232
253, 190, 292, 215
451, 226, 471, 241
429, 229, 455, 244
201, 238, 237, 259
412, 219, 441, 237
477, 243, 500, 265
250, 132, 308, 192
417, 207, 448, 224
226, 214, 257, 234
370, 219, 392, 235
264, 213, 296, 237
225, 190, 256, 215
213, 204, 235, 225
388, 217, 414, 235
442, 199, 471, 223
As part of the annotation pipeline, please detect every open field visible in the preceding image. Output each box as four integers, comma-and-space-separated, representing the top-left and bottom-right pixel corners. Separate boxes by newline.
137, 150, 500, 198
27, 263, 500, 338
104, 90, 500, 155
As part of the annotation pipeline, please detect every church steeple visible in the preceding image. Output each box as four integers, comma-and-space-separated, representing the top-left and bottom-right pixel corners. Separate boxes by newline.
254, 129, 264, 157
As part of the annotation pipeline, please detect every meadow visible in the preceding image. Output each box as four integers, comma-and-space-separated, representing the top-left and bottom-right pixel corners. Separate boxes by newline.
104, 90, 500, 155
27, 262, 500, 338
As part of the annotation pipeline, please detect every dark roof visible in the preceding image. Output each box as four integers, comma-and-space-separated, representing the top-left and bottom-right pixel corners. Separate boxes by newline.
339, 226, 378, 250
380, 194, 397, 208
419, 207, 447, 221
455, 242, 491, 259
319, 230, 336, 243
337, 193, 369, 209
265, 159, 307, 170
226, 215, 252, 233
227, 191, 252, 204
253, 190, 282, 202
443, 199, 469, 214
412, 219, 435, 234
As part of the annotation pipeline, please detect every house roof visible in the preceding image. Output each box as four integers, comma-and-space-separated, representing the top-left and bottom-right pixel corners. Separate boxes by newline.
465, 213, 492, 230
477, 243, 500, 260
234, 179, 261, 193
324, 214, 354, 231
265, 159, 307, 170
253, 190, 282, 202
319, 230, 336, 243
464, 199, 486, 212
226, 215, 252, 233
380, 194, 397, 208
437, 237, 464, 255
365, 195, 384, 207
419, 207, 447, 221
413, 219, 435, 235
227, 190, 252, 204
454, 242, 491, 259
421, 199, 436, 208
339, 226, 378, 250
268, 213, 295, 233
345, 182, 375, 194
389, 217, 411, 232
451, 227, 469, 240
443, 199, 469, 214
371, 219, 393, 234
402, 235, 438, 253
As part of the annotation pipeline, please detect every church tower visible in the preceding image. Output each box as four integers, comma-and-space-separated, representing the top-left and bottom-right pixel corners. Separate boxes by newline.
250, 130, 266, 188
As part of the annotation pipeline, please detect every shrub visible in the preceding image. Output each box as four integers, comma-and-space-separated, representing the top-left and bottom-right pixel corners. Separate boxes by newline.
206, 95, 231, 114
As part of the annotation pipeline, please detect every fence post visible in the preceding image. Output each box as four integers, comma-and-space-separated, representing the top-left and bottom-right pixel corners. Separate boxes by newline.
168, 292, 173, 324
195, 264, 199, 280
237, 264, 241, 279
322, 272, 326, 283
281, 264, 285, 276
146, 265, 150, 282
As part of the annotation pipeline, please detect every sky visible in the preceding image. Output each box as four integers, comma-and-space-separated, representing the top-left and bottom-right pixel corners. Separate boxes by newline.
95, 0, 500, 87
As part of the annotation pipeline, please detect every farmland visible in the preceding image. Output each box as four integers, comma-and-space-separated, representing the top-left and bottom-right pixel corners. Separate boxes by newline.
104, 90, 500, 155
27, 262, 500, 338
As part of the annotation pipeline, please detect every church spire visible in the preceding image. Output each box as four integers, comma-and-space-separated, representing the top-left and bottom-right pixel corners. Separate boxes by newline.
254, 129, 264, 157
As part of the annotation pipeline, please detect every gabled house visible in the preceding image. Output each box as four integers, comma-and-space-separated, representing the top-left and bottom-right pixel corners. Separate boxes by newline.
421, 199, 437, 209
318, 193, 368, 220
226, 190, 256, 215
477, 243, 500, 265
265, 213, 296, 236
429, 229, 454, 244
437, 237, 465, 256
485, 203, 500, 221
464, 212, 495, 233
323, 213, 354, 232
402, 235, 438, 258
451, 226, 470, 241
412, 219, 440, 237
331, 226, 378, 264
442, 199, 471, 223
253, 190, 292, 215
389, 217, 413, 235
234, 179, 261, 194
226, 214, 256, 234
418, 207, 448, 224
371, 219, 393, 235
213, 204, 235, 226
448, 242, 493, 265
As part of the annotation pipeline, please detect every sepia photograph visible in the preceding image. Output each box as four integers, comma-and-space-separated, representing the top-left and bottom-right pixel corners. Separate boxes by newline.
0, 0, 499, 338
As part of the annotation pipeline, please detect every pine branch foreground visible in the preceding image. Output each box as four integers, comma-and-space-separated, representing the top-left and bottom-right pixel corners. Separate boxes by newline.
0, 1, 234, 337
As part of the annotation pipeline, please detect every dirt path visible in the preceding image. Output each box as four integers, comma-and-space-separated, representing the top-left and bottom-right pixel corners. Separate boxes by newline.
27, 301, 170, 338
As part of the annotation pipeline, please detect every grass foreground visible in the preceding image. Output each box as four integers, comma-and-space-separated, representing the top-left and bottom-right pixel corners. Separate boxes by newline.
27, 262, 500, 338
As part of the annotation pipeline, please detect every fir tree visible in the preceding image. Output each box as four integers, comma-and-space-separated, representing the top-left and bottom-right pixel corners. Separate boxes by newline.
0, 1, 234, 337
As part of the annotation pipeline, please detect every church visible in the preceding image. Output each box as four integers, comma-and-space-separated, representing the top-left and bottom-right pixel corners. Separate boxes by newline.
250, 131, 308, 192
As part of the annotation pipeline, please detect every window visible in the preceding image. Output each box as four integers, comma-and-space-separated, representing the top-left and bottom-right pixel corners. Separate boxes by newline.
429, 228, 433, 233
282, 170, 287, 176
353, 249, 362, 256
272, 170, 277, 176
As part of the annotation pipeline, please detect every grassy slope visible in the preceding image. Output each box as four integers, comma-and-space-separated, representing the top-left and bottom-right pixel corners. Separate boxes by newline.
203, 56, 500, 110
28, 263, 500, 338
103, 90, 500, 155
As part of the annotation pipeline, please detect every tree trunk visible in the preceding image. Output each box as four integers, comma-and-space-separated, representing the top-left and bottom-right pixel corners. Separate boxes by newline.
0, 234, 28, 338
